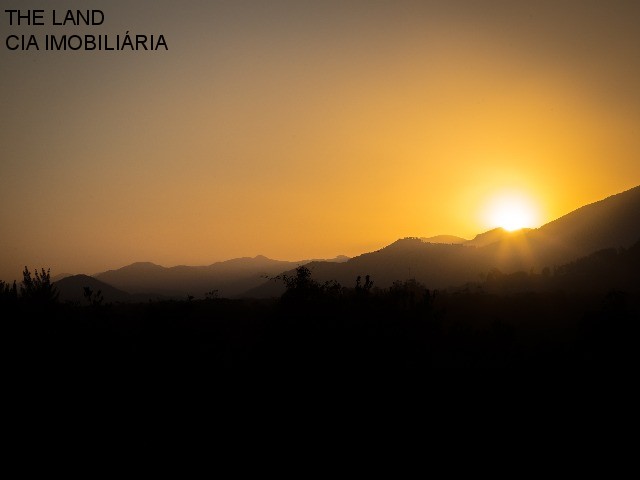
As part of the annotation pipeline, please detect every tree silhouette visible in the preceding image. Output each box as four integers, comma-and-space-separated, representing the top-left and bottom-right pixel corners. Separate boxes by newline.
83, 286, 104, 307
276, 265, 342, 303
20, 267, 58, 305
0, 280, 18, 305
355, 275, 374, 296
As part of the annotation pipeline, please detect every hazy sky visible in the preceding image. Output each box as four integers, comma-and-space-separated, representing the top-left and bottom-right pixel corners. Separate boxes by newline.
1, 0, 639, 279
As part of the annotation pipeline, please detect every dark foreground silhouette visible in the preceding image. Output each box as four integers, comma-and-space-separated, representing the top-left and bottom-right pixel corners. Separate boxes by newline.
3, 266, 638, 376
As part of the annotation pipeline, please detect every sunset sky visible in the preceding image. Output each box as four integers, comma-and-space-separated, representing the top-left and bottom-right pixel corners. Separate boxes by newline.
1, 0, 639, 280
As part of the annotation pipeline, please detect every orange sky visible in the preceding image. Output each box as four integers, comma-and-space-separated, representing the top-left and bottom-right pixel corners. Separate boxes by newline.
1, 1, 639, 280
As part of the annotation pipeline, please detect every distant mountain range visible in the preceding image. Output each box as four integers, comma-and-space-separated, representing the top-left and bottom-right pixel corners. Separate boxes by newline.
54, 185, 640, 302
54, 254, 349, 302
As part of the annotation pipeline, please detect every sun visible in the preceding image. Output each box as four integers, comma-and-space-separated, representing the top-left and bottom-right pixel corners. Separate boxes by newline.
483, 191, 540, 231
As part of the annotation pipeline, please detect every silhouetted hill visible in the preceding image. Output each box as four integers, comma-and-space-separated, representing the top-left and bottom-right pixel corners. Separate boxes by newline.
421, 235, 468, 244
481, 240, 640, 294
247, 185, 640, 297
464, 228, 531, 247
532, 185, 640, 262
55, 275, 132, 303
475, 185, 640, 273
52, 272, 74, 282
552, 240, 640, 292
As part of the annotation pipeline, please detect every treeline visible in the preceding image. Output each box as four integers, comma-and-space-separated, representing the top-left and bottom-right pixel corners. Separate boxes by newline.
2, 263, 638, 373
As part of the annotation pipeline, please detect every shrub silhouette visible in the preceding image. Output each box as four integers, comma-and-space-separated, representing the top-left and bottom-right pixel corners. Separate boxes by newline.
205, 289, 219, 300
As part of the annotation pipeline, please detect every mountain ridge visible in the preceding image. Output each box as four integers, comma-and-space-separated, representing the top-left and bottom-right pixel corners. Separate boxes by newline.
43, 185, 640, 300
92, 254, 351, 298
246, 185, 640, 297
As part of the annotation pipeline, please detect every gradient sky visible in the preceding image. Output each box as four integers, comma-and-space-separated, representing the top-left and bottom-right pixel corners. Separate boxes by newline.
1, 0, 639, 280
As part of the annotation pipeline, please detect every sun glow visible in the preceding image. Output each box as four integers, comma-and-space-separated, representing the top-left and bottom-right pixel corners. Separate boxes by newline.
483, 192, 540, 231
